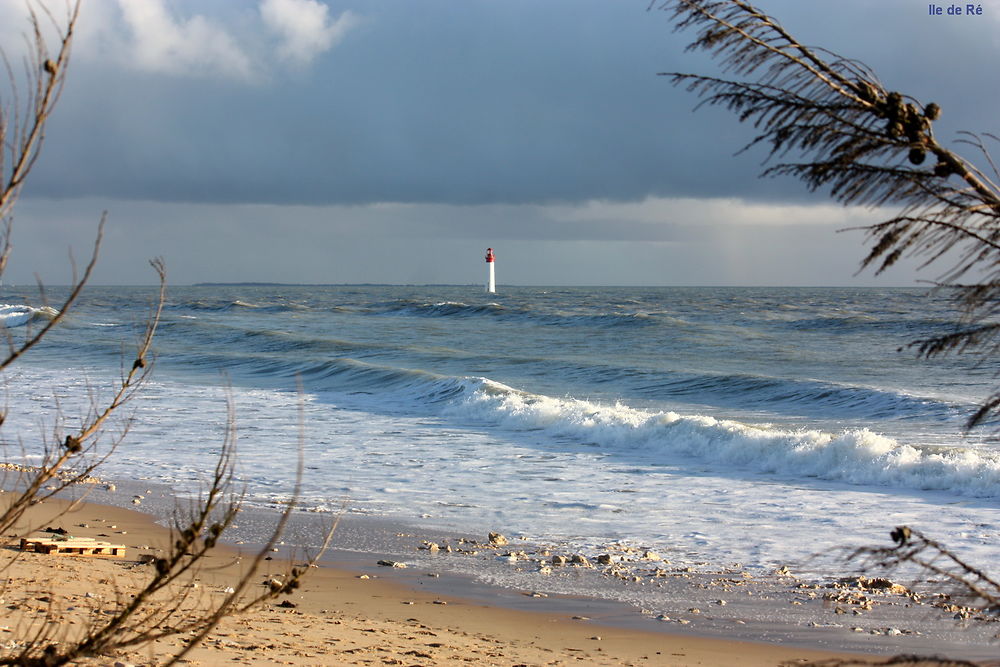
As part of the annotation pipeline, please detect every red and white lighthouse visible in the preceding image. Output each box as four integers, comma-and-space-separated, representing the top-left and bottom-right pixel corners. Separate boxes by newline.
485, 247, 496, 294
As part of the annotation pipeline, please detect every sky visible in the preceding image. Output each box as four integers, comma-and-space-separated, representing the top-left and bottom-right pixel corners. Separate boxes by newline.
2, 0, 998, 286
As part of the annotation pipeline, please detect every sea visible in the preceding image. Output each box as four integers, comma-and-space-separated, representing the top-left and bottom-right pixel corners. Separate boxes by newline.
2, 285, 999, 614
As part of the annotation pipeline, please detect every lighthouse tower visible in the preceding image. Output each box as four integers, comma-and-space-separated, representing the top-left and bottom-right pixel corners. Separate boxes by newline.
485, 247, 496, 294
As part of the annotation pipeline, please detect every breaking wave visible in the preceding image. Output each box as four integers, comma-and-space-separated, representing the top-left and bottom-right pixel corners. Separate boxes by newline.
445, 378, 1000, 498
159, 319, 964, 422
180, 351, 994, 497
0, 304, 58, 328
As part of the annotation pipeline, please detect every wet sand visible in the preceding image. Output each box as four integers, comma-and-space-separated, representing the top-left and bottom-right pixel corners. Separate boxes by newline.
0, 494, 883, 666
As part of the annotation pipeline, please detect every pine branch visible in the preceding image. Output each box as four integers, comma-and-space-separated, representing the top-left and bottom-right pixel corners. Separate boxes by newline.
657, 0, 1000, 430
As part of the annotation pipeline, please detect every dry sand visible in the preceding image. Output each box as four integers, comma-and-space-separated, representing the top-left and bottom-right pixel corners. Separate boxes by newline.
1, 496, 881, 666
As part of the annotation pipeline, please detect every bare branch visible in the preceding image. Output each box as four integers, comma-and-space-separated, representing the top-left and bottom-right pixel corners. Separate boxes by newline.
0, 5, 327, 664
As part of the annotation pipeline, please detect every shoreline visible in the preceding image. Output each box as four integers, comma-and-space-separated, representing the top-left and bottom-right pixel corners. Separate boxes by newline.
5, 476, 995, 664
2, 493, 879, 666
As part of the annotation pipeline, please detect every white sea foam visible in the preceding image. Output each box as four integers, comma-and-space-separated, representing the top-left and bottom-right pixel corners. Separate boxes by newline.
448, 378, 1000, 498
0, 304, 56, 328
3, 363, 997, 582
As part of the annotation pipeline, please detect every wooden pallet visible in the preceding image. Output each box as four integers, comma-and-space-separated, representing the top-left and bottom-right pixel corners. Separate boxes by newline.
20, 535, 126, 558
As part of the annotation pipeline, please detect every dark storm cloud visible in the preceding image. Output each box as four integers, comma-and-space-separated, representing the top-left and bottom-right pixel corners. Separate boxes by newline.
24, 1, 998, 209
6, 1, 998, 287
7, 196, 886, 286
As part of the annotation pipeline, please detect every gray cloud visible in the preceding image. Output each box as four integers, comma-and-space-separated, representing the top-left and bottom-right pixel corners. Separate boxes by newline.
24, 0, 996, 209
6, 1, 998, 285
7, 196, 903, 287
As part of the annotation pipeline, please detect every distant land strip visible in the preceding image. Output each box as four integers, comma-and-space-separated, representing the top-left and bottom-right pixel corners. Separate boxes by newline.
192, 282, 474, 287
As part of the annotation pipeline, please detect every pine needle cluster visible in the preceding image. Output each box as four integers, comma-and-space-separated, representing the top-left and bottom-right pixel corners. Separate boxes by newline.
655, 0, 1000, 429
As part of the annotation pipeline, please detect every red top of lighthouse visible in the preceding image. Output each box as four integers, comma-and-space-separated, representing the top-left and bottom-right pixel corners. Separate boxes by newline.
485, 248, 494, 263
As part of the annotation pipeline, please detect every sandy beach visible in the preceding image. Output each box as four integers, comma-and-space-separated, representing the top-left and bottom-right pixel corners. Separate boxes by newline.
0, 494, 888, 666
